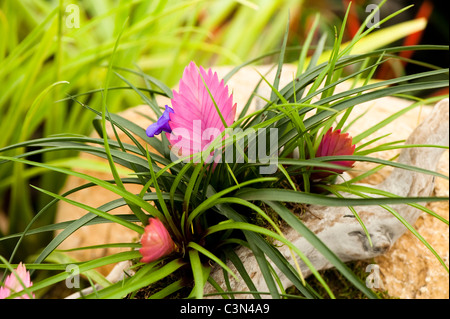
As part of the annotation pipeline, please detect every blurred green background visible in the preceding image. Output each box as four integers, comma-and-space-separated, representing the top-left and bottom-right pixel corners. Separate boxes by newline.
0, 0, 448, 262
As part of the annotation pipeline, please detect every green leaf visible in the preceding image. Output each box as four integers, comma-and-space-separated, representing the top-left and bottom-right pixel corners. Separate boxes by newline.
313, 155, 448, 180
212, 201, 316, 298
13, 251, 142, 298
0, 156, 165, 221
147, 279, 184, 299
188, 249, 208, 299
236, 188, 447, 207
246, 237, 281, 299
224, 248, 260, 299
31, 185, 143, 234
85, 258, 185, 299
265, 201, 378, 298
352, 96, 447, 144
188, 242, 238, 280
205, 221, 331, 298
187, 177, 277, 226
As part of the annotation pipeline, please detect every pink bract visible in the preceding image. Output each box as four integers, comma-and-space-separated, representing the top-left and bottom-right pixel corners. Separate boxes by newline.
139, 218, 176, 263
166, 61, 236, 158
0, 262, 34, 299
314, 127, 355, 178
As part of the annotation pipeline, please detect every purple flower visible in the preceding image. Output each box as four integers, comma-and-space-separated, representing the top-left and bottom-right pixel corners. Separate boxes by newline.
146, 105, 174, 137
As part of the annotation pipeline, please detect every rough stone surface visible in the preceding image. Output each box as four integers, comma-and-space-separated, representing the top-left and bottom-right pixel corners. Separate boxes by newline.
374, 151, 449, 299
54, 64, 448, 298
340, 96, 449, 300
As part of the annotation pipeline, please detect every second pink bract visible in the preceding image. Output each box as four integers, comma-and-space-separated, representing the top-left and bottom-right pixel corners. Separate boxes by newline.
139, 218, 176, 263
314, 127, 356, 178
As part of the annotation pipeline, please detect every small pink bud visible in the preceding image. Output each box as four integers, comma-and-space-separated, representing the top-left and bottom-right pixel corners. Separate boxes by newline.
0, 262, 34, 299
314, 127, 355, 179
139, 218, 176, 263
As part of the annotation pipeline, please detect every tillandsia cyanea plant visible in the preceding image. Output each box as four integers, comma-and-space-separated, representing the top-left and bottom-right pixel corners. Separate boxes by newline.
0, 1, 448, 299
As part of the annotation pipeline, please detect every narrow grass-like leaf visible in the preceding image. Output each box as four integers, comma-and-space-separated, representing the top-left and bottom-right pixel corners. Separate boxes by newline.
147, 279, 184, 299
114, 71, 161, 116
188, 249, 206, 299
317, 185, 373, 247
246, 237, 280, 299
211, 200, 316, 298
224, 248, 260, 299
265, 201, 378, 299
92, 259, 185, 299
187, 177, 277, 225
206, 221, 333, 298
0, 156, 165, 220
270, 17, 289, 103
10, 251, 141, 298
188, 242, 238, 280
313, 155, 448, 180
330, 184, 449, 226
352, 95, 447, 144
144, 147, 181, 240
236, 188, 447, 207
